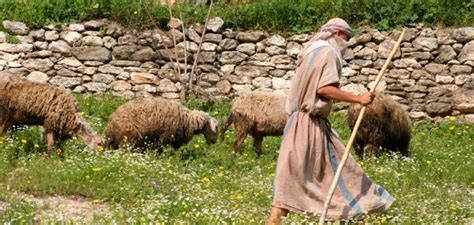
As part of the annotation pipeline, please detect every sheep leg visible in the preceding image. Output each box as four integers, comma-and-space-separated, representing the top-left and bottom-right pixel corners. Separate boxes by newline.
253, 135, 264, 155
234, 131, 247, 153
46, 131, 56, 157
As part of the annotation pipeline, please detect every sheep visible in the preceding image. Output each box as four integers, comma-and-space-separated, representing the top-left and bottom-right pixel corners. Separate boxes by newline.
220, 91, 288, 155
105, 97, 218, 151
347, 92, 412, 159
0, 72, 104, 156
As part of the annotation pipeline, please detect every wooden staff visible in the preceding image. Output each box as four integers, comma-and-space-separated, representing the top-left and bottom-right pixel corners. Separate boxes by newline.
318, 28, 406, 224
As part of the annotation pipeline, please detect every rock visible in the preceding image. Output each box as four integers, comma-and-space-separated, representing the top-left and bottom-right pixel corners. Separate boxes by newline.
455, 75, 471, 86
219, 38, 239, 50
458, 41, 474, 63
252, 77, 272, 88
451, 27, 474, 43
25, 50, 53, 59
30, 29, 45, 40
201, 42, 217, 51
81, 36, 103, 46
132, 84, 156, 93
22, 58, 53, 72
342, 67, 357, 77
361, 68, 379, 75
132, 47, 156, 61
167, 18, 183, 29
204, 33, 222, 43
367, 80, 386, 92
411, 70, 431, 80
177, 41, 198, 53
49, 76, 81, 88
434, 45, 456, 63
45, 31, 59, 41
162, 93, 180, 99
72, 47, 111, 62
0, 43, 33, 53
377, 39, 401, 59
58, 57, 82, 67
272, 77, 289, 89
355, 47, 376, 60
393, 58, 421, 69
266, 34, 286, 47
425, 63, 447, 74
450, 65, 472, 75
83, 82, 107, 92
111, 80, 132, 91
270, 55, 293, 64
341, 83, 368, 95
92, 73, 116, 84
409, 111, 426, 120
109, 60, 140, 67
269, 69, 286, 77
216, 80, 232, 94
265, 46, 286, 55
236, 31, 266, 42
354, 33, 372, 45
232, 84, 253, 94
98, 64, 123, 74
73, 86, 86, 93
156, 78, 177, 92
202, 73, 220, 83
57, 68, 79, 77
412, 37, 438, 51
426, 102, 452, 117
250, 53, 271, 62
288, 34, 310, 43
118, 34, 138, 45
84, 19, 107, 30
103, 36, 117, 49
83, 61, 104, 66
2, 20, 29, 35
0, 32, 5, 43
197, 51, 216, 63
60, 31, 82, 45
404, 85, 427, 93
236, 43, 256, 55
48, 40, 71, 55
185, 29, 201, 43
206, 17, 224, 32
27, 71, 49, 83
402, 51, 432, 60
351, 59, 373, 67
286, 42, 303, 58
219, 51, 248, 64
0, 52, 20, 61
68, 24, 85, 32
234, 65, 268, 78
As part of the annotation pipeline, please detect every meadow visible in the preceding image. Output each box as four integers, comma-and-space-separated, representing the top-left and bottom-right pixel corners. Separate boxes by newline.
0, 94, 472, 223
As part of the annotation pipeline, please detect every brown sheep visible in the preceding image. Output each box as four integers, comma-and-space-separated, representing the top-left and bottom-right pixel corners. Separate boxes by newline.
105, 97, 218, 151
0, 73, 104, 156
220, 92, 288, 155
347, 92, 412, 159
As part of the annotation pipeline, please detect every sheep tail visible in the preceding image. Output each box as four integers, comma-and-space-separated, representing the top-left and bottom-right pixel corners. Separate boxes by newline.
220, 113, 234, 143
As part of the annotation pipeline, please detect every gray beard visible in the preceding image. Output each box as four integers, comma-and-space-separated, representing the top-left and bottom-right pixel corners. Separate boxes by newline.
327, 37, 348, 59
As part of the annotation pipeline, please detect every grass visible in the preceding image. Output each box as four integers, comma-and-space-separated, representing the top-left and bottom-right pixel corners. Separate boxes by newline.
0, 94, 472, 223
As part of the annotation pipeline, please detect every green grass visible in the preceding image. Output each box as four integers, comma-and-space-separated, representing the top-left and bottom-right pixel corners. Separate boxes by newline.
0, 94, 472, 223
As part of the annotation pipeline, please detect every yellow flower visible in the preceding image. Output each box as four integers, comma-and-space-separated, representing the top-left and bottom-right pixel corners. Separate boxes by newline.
92, 167, 102, 172
226, 134, 230, 138
449, 116, 456, 121
243, 153, 248, 156
231, 195, 244, 200
379, 168, 384, 173
449, 126, 455, 130
270, 173, 275, 177
97, 146, 104, 151
449, 205, 457, 211
201, 177, 210, 183
85, 175, 90, 179
56, 148, 62, 156
194, 144, 200, 149
133, 11, 138, 15
92, 199, 100, 204
213, 111, 219, 116
34, 144, 40, 148
219, 166, 224, 170
80, 112, 85, 116
21, 139, 27, 144
426, 160, 431, 164
218, 172, 224, 177
0, 140, 3, 145
359, 161, 365, 166
456, 132, 462, 136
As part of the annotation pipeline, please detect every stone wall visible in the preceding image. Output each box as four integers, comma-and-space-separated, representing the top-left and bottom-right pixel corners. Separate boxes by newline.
0, 18, 473, 118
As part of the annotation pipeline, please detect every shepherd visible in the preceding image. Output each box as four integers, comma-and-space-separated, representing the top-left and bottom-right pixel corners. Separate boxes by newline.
268, 18, 394, 224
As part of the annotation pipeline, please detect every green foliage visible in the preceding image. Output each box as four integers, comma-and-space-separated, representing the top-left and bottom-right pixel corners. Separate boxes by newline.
5, 33, 20, 44
0, 95, 472, 223
0, 0, 472, 33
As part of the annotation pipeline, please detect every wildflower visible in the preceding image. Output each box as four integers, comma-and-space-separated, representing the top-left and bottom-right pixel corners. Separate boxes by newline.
56, 148, 62, 156
426, 160, 431, 164
379, 168, 384, 173
0, 140, 3, 145
92, 199, 100, 204
449, 204, 457, 211
34, 144, 39, 148
230, 195, 244, 200
201, 177, 210, 183
359, 161, 365, 166
270, 173, 275, 177
168, 169, 173, 174
194, 144, 200, 149
243, 153, 248, 156
21, 139, 27, 144
134, 11, 138, 15
97, 146, 104, 151
226, 134, 230, 138
213, 111, 219, 116
80, 112, 85, 116
449, 116, 456, 121
219, 166, 224, 170
92, 167, 102, 172
218, 172, 224, 177
85, 175, 90, 179
449, 126, 455, 130
456, 132, 462, 136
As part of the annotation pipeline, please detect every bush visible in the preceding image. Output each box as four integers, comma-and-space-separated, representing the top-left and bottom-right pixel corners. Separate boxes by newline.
0, 0, 472, 33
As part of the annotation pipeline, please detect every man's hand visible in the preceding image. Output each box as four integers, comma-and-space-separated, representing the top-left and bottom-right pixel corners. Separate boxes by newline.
357, 92, 375, 106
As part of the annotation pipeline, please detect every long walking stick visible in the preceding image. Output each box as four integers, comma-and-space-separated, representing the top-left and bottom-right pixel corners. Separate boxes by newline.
318, 28, 406, 224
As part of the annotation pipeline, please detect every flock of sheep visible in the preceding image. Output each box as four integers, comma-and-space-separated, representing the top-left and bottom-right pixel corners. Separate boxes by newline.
0, 72, 412, 159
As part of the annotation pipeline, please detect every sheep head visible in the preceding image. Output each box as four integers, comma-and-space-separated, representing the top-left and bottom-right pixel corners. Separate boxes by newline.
203, 117, 218, 145
76, 114, 105, 150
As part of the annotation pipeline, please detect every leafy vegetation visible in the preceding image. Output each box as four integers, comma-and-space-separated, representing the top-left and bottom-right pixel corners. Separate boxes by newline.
0, 94, 472, 223
0, 0, 472, 33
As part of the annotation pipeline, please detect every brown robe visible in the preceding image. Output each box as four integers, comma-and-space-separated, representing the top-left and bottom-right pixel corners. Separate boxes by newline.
272, 40, 393, 220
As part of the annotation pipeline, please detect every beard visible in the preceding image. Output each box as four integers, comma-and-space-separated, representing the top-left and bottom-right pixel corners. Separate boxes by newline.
327, 36, 349, 57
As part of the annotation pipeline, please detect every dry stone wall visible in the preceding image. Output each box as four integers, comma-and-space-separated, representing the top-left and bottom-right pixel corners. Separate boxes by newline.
1, 18, 473, 119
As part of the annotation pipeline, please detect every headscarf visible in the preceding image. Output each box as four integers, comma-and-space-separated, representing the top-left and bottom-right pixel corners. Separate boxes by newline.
297, 18, 353, 65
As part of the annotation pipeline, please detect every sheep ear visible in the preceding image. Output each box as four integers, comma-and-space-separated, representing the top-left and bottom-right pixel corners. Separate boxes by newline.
209, 118, 218, 132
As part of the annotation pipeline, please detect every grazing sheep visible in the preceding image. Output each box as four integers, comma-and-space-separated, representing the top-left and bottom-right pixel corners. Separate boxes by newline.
105, 97, 218, 151
0, 73, 104, 156
220, 92, 288, 155
347, 92, 412, 159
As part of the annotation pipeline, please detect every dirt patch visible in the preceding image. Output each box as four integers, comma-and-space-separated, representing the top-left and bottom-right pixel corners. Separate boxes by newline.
27, 195, 111, 223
